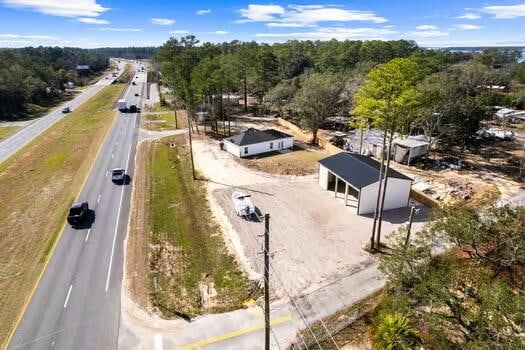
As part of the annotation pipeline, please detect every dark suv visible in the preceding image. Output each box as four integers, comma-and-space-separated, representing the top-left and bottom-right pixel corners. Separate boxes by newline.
67, 201, 89, 226
111, 168, 125, 183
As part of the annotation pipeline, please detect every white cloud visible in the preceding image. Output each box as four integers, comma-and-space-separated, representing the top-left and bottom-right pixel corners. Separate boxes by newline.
3, 0, 108, 17
239, 4, 285, 22
452, 24, 483, 30
266, 22, 314, 28
170, 30, 190, 34
238, 4, 387, 26
0, 33, 72, 46
77, 17, 108, 24
99, 27, 142, 32
211, 30, 228, 35
408, 30, 448, 37
415, 24, 438, 30
457, 13, 480, 20
482, 4, 525, 19
255, 27, 397, 41
151, 18, 175, 25
197, 9, 211, 15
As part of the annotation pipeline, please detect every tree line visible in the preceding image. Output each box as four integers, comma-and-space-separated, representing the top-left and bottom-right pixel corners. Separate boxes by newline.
155, 36, 523, 150
92, 47, 156, 60
0, 47, 109, 119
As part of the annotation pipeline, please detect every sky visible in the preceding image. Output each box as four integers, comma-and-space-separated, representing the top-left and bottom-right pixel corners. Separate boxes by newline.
0, 0, 524, 48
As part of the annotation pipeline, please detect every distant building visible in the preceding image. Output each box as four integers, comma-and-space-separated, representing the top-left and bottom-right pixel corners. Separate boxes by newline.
76, 65, 91, 75
223, 128, 294, 158
64, 81, 75, 89
392, 136, 429, 165
495, 107, 525, 123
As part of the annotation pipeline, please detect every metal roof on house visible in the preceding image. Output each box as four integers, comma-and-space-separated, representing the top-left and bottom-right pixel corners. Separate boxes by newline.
319, 152, 412, 189
225, 128, 292, 146
393, 136, 429, 148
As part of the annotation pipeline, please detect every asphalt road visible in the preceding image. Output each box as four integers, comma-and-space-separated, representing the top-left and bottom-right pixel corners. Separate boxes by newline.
0, 60, 125, 164
9, 64, 145, 350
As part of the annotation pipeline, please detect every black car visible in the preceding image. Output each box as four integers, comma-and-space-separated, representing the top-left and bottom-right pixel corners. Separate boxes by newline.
62, 107, 70, 113
134, 93, 139, 97
132, 81, 136, 85
111, 168, 125, 183
129, 104, 138, 113
67, 201, 89, 226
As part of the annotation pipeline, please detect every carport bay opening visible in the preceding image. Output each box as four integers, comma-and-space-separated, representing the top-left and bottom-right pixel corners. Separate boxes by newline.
318, 152, 412, 215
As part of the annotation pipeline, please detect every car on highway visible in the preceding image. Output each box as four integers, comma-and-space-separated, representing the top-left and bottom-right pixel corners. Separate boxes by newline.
67, 201, 89, 226
111, 168, 126, 183
134, 93, 139, 96
62, 107, 70, 113
132, 81, 136, 85
129, 104, 138, 113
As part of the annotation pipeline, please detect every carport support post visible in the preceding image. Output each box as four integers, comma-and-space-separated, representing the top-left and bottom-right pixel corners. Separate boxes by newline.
264, 214, 270, 350
344, 183, 349, 206
334, 177, 339, 198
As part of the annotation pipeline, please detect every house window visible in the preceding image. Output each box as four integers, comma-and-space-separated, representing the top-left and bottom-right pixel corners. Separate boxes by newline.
244, 147, 248, 154
270, 142, 273, 149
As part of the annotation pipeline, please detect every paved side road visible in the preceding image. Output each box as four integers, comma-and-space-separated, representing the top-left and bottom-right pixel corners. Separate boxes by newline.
8, 66, 144, 350
0, 61, 125, 164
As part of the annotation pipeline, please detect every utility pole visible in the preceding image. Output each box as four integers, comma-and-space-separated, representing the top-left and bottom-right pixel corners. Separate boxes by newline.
264, 213, 270, 350
404, 205, 419, 246
187, 110, 196, 180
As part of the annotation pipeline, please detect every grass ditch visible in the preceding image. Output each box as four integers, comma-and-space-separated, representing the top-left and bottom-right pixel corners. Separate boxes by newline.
127, 135, 258, 319
0, 83, 126, 348
0, 126, 21, 141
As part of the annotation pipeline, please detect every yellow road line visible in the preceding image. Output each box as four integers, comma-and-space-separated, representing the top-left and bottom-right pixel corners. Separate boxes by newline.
3, 85, 124, 350
177, 315, 292, 350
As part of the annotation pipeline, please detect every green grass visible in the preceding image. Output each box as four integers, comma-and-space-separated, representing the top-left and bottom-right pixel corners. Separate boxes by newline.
0, 83, 126, 348
0, 126, 21, 141
143, 112, 180, 131
147, 136, 257, 318
239, 147, 326, 175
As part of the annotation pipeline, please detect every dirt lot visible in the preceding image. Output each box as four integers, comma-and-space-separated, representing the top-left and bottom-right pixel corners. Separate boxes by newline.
192, 138, 428, 299
234, 142, 328, 176
0, 83, 125, 347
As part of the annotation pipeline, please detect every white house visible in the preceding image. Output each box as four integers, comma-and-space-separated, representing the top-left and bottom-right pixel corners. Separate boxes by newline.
223, 128, 294, 158
318, 152, 412, 215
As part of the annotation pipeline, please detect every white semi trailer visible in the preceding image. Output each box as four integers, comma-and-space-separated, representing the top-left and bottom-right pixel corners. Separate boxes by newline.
117, 99, 127, 112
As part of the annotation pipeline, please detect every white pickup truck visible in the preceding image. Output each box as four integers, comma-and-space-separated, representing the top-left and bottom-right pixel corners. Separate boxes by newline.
231, 192, 256, 218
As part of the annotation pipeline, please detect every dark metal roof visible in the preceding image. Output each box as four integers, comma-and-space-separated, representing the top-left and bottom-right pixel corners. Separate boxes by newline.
319, 152, 412, 189
225, 128, 292, 146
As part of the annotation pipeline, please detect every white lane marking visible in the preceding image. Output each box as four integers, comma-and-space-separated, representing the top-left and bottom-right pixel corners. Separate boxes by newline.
115, 141, 118, 146
85, 229, 91, 242
105, 171, 108, 178
105, 143, 132, 292
97, 194, 102, 204
154, 334, 163, 350
111, 153, 114, 159
63, 284, 73, 308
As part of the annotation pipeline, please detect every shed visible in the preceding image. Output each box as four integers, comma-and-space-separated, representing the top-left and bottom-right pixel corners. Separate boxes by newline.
318, 152, 412, 215
392, 136, 429, 164
223, 128, 294, 158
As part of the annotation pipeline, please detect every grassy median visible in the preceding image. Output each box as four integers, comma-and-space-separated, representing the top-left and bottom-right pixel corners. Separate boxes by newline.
127, 135, 257, 319
0, 126, 21, 141
0, 83, 125, 348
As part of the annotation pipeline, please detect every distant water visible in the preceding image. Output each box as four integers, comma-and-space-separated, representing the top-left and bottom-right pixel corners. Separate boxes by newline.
519, 49, 525, 63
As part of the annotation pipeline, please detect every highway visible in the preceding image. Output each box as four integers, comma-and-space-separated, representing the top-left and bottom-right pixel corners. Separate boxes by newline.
0, 60, 125, 164
9, 64, 145, 350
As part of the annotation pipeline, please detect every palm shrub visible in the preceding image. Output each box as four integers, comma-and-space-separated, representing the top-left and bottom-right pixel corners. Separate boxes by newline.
372, 313, 420, 350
